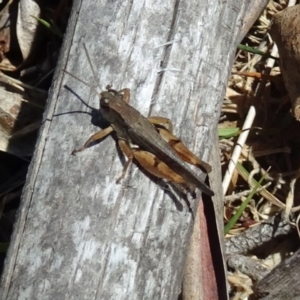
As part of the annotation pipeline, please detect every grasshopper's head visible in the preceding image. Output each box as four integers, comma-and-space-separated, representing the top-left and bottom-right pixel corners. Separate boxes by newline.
100, 91, 114, 107
100, 91, 124, 125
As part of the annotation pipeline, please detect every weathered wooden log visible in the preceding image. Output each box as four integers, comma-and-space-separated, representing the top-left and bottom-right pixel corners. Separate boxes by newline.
0, 1, 267, 299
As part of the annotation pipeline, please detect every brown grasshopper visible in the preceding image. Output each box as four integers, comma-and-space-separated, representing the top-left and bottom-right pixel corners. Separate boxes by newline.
66, 46, 214, 196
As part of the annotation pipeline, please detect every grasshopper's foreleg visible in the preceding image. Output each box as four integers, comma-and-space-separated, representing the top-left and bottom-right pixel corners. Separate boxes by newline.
156, 127, 212, 174
116, 139, 134, 183
72, 126, 114, 155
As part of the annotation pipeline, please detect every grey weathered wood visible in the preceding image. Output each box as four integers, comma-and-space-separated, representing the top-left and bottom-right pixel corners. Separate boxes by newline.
254, 247, 300, 300
1, 1, 254, 299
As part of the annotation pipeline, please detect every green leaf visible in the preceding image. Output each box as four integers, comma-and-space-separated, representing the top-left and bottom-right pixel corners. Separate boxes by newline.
31, 15, 63, 39
218, 127, 240, 139
237, 44, 278, 60
224, 166, 266, 235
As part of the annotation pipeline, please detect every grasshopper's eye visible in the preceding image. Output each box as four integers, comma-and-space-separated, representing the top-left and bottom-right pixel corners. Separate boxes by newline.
100, 98, 110, 107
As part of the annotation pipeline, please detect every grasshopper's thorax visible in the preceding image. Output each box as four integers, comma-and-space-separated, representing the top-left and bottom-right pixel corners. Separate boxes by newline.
100, 91, 130, 140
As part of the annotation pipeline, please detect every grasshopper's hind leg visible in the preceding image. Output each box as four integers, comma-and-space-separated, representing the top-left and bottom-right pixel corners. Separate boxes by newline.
117, 140, 186, 186
148, 116, 173, 133
156, 127, 212, 173
117, 142, 196, 193
72, 126, 113, 155
148, 116, 212, 173
132, 149, 189, 185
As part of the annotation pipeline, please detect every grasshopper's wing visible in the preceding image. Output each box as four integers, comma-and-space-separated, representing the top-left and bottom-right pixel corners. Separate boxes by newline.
127, 119, 214, 196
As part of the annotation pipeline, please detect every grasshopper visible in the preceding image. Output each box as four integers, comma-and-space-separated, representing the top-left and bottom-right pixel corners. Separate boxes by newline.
66, 45, 214, 196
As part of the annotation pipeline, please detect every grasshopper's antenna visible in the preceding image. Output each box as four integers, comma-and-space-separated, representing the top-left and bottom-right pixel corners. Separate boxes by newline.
63, 70, 98, 94
63, 42, 102, 95
83, 43, 99, 84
